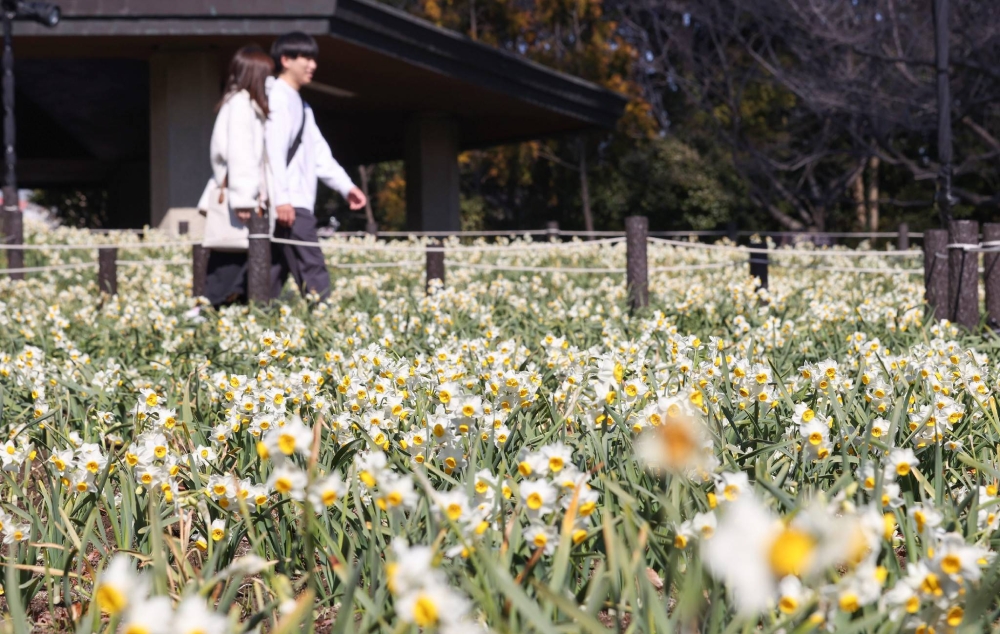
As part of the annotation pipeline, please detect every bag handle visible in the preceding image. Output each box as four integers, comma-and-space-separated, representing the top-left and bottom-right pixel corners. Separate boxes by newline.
286, 98, 306, 166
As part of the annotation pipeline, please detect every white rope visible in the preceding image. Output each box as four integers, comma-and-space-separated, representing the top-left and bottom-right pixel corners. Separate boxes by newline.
330, 260, 422, 270
649, 262, 734, 273
376, 229, 550, 237
247, 234, 270, 240
451, 262, 626, 274
0, 262, 98, 274
270, 236, 625, 253
550, 230, 625, 237
646, 236, 921, 257
0, 240, 199, 251
115, 259, 191, 267
770, 264, 923, 275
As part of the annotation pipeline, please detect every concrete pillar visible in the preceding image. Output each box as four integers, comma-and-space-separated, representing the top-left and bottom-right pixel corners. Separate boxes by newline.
404, 113, 460, 232
149, 50, 219, 230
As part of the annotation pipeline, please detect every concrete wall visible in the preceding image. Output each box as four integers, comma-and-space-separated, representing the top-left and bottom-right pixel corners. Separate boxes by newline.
404, 112, 460, 232
150, 50, 219, 229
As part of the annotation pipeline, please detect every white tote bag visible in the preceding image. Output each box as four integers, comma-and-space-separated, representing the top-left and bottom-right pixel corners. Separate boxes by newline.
199, 176, 250, 251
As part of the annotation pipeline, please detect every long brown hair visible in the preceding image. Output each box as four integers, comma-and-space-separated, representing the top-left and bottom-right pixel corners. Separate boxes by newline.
217, 44, 274, 116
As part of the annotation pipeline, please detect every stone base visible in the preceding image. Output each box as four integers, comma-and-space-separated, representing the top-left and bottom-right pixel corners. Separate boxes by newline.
157, 207, 205, 238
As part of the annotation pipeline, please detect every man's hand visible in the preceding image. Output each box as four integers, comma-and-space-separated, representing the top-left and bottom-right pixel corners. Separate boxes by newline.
347, 187, 368, 211
235, 208, 252, 224
276, 204, 296, 228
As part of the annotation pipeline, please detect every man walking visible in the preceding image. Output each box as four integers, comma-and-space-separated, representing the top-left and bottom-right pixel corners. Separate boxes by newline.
266, 31, 367, 300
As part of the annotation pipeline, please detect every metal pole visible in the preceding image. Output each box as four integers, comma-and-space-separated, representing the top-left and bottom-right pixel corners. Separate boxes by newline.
546, 221, 559, 240
247, 212, 271, 304
933, 0, 954, 226
426, 239, 444, 291
191, 244, 209, 299
1, 8, 21, 280
897, 222, 909, 251
983, 223, 1000, 329
749, 238, 769, 290
625, 215, 648, 311
924, 228, 949, 322
98, 247, 117, 295
726, 220, 738, 244
947, 220, 978, 329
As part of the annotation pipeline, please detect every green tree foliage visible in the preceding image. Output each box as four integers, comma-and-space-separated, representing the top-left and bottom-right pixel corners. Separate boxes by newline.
371, 0, 748, 232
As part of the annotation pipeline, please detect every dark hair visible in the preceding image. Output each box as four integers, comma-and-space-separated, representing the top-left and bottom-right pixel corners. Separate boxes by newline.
271, 31, 319, 70
217, 44, 274, 116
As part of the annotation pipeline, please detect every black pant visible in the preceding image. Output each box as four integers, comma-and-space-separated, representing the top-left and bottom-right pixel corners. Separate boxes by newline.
271, 209, 331, 300
205, 250, 248, 308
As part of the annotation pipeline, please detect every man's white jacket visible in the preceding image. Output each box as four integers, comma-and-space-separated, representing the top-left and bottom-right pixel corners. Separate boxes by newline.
265, 76, 355, 213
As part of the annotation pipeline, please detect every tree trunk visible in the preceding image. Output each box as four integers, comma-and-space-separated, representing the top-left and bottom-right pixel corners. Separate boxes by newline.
469, 0, 477, 40
867, 156, 880, 231
359, 164, 376, 229
852, 170, 867, 230
579, 142, 594, 234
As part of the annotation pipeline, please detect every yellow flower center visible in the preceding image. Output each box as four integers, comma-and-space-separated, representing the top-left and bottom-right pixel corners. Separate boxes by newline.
412, 594, 438, 627
95, 584, 127, 615
940, 554, 962, 576
946, 606, 964, 627
778, 596, 798, 614
768, 528, 816, 578
526, 492, 543, 510
275, 477, 292, 494
838, 592, 860, 613
920, 572, 943, 596
278, 434, 296, 456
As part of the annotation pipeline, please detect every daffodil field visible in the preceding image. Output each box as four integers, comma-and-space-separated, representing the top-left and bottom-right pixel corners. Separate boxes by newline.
3, 221, 1000, 633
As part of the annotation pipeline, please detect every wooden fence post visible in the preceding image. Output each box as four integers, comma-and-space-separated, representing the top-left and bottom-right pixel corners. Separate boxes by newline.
98, 247, 117, 295
897, 222, 909, 251
984, 223, 1000, 329
749, 238, 769, 290
4, 209, 22, 280
924, 229, 949, 322
625, 215, 648, 310
426, 239, 444, 291
192, 244, 209, 299
726, 220, 738, 243
546, 221, 559, 239
947, 219, 979, 329
247, 212, 271, 304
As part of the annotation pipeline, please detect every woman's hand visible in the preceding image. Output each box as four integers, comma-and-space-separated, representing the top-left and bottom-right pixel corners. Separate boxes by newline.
235, 208, 253, 224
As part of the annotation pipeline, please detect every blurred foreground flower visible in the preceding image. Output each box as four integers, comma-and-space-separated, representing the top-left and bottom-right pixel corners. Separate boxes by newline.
703, 493, 875, 614
635, 398, 711, 475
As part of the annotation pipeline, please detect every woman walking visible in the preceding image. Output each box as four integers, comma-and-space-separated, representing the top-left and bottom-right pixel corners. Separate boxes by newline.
199, 44, 275, 308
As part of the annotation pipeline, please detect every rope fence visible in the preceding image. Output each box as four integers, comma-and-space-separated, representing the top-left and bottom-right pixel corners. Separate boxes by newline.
0, 240, 200, 251
5, 218, 1000, 331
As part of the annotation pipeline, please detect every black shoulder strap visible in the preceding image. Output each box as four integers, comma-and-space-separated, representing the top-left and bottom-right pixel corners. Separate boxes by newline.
286, 98, 306, 166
